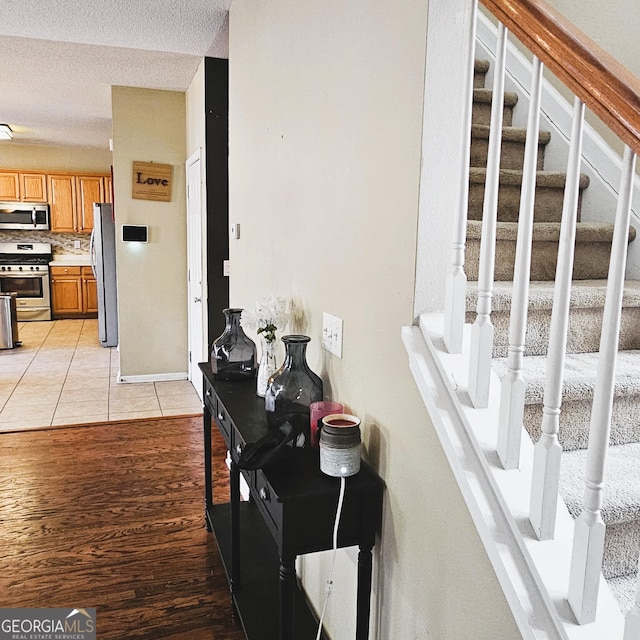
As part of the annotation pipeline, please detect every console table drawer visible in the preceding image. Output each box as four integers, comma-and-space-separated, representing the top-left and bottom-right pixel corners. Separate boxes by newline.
254, 469, 282, 539
207, 391, 233, 447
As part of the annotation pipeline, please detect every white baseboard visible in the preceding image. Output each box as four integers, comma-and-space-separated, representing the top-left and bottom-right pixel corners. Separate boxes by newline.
116, 371, 189, 384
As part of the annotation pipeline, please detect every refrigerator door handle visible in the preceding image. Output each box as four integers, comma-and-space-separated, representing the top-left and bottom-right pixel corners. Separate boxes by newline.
89, 228, 97, 280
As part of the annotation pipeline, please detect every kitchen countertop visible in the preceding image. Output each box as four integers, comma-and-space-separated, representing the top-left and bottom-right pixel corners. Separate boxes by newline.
50, 254, 92, 267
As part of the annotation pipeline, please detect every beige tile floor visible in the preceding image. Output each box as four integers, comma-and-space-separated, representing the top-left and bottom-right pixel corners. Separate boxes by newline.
0, 319, 203, 432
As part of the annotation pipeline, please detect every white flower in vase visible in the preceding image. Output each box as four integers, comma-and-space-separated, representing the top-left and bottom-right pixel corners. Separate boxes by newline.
242, 295, 290, 396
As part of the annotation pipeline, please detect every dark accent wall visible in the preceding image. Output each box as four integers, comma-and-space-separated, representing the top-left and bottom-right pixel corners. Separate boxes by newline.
205, 57, 230, 349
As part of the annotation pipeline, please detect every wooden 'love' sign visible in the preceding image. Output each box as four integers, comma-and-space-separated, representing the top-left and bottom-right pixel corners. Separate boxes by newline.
132, 161, 173, 202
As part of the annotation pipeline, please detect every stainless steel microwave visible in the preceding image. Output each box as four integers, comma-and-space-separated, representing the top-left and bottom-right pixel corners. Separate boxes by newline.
0, 203, 50, 230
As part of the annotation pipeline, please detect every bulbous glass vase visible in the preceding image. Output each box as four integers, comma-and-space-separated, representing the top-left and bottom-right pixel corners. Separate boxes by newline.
210, 308, 257, 380
264, 335, 323, 444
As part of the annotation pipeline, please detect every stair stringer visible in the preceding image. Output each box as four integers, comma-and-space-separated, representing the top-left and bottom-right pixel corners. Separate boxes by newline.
475, 9, 640, 281
402, 314, 625, 640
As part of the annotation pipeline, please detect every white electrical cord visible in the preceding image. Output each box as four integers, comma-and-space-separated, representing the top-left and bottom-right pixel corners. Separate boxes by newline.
315, 476, 347, 640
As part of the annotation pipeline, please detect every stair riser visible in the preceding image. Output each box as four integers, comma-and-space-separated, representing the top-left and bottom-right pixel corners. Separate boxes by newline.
468, 307, 640, 358
470, 137, 546, 171
474, 70, 487, 88
472, 102, 514, 127
523, 394, 640, 454
466, 238, 613, 280
468, 181, 582, 222
603, 522, 640, 579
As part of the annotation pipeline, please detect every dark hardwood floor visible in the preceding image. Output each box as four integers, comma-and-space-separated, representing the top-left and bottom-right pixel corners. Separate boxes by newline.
0, 416, 245, 639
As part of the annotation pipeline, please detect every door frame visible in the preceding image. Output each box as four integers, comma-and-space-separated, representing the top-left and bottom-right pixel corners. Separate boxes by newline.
186, 148, 208, 399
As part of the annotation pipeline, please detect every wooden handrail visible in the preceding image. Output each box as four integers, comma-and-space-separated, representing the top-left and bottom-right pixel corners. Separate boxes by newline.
480, 0, 640, 156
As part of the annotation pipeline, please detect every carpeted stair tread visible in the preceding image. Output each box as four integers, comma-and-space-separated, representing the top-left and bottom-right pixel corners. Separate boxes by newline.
560, 443, 640, 526
493, 350, 640, 451
468, 170, 590, 223
473, 88, 519, 107
473, 89, 519, 127
467, 221, 636, 281
475, 59, 490, 75
466, 220, 626, 241
469, 167, 590, 189
467, 280, 640, 358
474, 60, 490, 88
471, 124, 552, 145
561, 444, 640, 578
471, 125, 552, 170
492, 350, 640, 405
467, 280, 640, 313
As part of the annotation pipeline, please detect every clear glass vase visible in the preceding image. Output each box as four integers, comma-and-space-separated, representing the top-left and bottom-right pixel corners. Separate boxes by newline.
256, 338, 277, 397
210, 308, 257, 380
264, 335, 323, 444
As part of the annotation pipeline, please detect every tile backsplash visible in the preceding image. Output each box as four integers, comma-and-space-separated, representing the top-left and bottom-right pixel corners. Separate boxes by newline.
0, 231, 89, 255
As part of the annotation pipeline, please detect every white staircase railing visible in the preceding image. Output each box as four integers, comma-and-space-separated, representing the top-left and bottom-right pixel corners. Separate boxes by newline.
409, 0, 640, 637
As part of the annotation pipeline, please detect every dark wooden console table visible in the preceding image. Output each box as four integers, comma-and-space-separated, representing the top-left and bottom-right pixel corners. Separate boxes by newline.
199, 363, 384, 640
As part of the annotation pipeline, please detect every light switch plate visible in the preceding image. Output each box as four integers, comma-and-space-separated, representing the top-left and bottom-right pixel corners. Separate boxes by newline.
322, 312, 343, 358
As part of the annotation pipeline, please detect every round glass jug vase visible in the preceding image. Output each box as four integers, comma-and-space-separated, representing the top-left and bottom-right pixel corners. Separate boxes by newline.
264, 335, 323, 445
210, 308, 257, 380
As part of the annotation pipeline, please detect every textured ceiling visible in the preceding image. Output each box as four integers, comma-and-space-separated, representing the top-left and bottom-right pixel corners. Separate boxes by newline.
0, 0, 232, 149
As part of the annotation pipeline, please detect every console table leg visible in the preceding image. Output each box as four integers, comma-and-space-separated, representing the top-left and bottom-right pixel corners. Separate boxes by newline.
230, 461, 241, 591
356, 545, 373, 640
279, 556, 296, 640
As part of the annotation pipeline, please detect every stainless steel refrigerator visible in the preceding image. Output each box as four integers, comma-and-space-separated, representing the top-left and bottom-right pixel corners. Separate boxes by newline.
90, 203, 118, 347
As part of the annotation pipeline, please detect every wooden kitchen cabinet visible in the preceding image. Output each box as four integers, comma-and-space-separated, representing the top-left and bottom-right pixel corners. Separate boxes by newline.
0, 171, 47, 201
1, 168, 109, 221
48, 173, 108, 233
82, 267, 98, 314
20, 173, 48, 201
76, 175, 104, 232
0, 172, 20, 200
48, 175, 77, 232
51, 265, 97, 318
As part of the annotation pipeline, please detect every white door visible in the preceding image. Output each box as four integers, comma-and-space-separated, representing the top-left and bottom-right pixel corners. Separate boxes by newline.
186, 149, 206, 400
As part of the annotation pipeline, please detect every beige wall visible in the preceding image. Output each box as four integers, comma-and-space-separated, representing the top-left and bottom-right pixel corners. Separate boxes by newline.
0, 143, 111, 173
111, 86, 188, 379
548, 0, 640, 79
229, 1, 518, 638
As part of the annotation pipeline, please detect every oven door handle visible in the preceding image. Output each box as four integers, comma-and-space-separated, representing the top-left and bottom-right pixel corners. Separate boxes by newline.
0, 271, 47, 278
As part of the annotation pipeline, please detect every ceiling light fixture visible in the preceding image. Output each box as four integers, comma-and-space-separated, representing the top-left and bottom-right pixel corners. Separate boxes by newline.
0, 125, 13, 140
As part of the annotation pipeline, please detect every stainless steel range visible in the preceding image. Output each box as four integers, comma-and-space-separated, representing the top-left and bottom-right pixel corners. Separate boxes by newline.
0, 242, 52, 321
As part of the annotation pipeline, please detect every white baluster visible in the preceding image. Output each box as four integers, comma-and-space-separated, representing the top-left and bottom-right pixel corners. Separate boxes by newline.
529, 97, 585, 540
568, 145, 637, 624
496, 56, 543, 469
443, 1, 478, 355
468, 24, 507, 409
